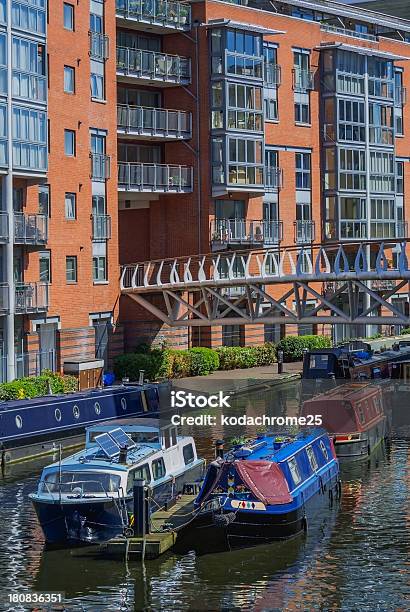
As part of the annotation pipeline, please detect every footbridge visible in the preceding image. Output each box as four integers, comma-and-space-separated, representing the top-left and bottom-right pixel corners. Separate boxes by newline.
120, 240, 410, 327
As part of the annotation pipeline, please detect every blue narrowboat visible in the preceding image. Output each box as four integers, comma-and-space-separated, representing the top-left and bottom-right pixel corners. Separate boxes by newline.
182, 430, 340, 552
29, 418, 205, 547
0, 382, 169, 465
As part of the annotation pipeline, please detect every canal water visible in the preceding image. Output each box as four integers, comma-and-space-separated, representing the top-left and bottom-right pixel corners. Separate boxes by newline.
0, 381, 409, 611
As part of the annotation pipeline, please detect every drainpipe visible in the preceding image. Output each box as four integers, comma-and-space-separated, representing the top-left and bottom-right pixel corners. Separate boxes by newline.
5, 0, 15, 382
364, 55, 372, 340
193, 23, 202, 254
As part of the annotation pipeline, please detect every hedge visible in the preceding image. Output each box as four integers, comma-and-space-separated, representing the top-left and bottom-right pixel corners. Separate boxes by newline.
0, 370, 78, 401
276, 335, 332, 362
400, 328, 410, 336
114, 343, 276, 381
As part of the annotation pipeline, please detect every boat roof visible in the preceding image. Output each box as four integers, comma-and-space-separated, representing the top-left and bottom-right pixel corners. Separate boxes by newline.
86, 417, 161, 434
232, 429, 327, 463
306, 383, 379, 403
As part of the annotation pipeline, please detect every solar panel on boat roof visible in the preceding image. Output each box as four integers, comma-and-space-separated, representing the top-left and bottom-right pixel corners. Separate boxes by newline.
95, 432, 121, 459
108, 427, 136, 450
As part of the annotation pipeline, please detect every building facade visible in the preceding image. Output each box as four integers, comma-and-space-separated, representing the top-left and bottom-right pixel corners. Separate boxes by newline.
2, 0, 410, 381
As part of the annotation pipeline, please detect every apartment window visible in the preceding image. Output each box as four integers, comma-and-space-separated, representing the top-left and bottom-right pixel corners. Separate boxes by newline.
64, 66, 75, 94
295, 153, 311, 189
93, 256, 107, 282
65, 193, 76, 219
371, 198, 396, 238
12, 106, 47, 170
90, 13, 103, 33
63, 3, 74, 30
225, 29, 263, 79
340, 149, 366, 191
211, 137, 224, 184
264, 88, 278, 122
228, 137, 264, 186
394, 69, 404, 136
338, 99, 365, 143
91, 73, 104, 100
396, 161, 404, 194
39, 250, 51, 283
369, 103, 394, 146
12, 37, 46, 102
264, 45, 278, 85
215, 199, 245, 220
370, 152, 394, 193
227, 83, 263, 131
368, 57, 394, 100
66, 256, 77, 283
64, 130, 75, 156
340, 197, 367, 239
38, 184, 50, 217
265, 150, 280, 189
336, 50, 365, 96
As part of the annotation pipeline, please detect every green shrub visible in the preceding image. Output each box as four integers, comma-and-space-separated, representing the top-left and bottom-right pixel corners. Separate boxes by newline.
400, 328, 410, 336
189, 347, 219, 376
0, 370, 78, 401
276, 335, 332, 362
216, 344, 276, 370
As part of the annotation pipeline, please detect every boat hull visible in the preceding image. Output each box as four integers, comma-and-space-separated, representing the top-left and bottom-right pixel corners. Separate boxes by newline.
30, 461, 204, 547
334, 418, 387, 461
176, 473, 340, 555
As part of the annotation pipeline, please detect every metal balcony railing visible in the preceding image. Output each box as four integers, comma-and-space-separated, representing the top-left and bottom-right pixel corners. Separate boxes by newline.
116, 47, 191, 84
91, 153, 111, 181
15, 282, 48, 313
117, 104, 191, 139
323, 123, 336, 142
92, 215, 112, 240
14, 213, 48, 245
320, 23, 378, 42
15, 349, 56, 379
294, 220, 315, 244
264, 64, 281, 86
116, 0, 191, 30
265, 167, 283, 190
211, 219, 283, 246
396, 220, 408, 239
395, 86, 407, 107
292, 68, 314, 92
89, 31, 109, 60
370, 221, 401, 240
118, 162, 193, 192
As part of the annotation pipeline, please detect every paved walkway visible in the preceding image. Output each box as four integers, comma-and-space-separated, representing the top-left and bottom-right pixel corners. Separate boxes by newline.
172, 362, 302, 397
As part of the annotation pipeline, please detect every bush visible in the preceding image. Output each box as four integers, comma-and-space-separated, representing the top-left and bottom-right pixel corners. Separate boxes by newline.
400, 328, 410, 336
189, 347, 220, 376
0, 370, 78, 401
113, 351, 169, 381
276, 335, 332, 362
216, 344, 276, 371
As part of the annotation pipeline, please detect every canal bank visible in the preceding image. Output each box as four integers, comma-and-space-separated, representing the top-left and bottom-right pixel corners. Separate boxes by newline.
172, 362, 302, 397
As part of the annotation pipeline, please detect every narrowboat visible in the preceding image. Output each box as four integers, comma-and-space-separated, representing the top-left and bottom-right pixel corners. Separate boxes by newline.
178, 429, 340, 553
300, 341, 410, 402
29, 418, 205, 547
301, 383, 388, 461
0, 382, 169, 465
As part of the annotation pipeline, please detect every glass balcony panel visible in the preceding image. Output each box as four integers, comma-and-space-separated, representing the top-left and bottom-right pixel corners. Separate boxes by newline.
92, 215, 112, 240
294, 220, 315, 243
118, 162, 192, 191
14, 213, 48, 244
116, 0, 191, 29
15, 282, 48, 313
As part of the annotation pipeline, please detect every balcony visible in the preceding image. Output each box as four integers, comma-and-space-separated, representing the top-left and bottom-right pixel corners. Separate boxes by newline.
14, 213, 48, 246
292, 68, 314, 92
118, 162, 193, 193
89, 32, 109, 60
15, 282, 48, 314
15, 349, 56, 379
117, 104, 191, 140
92, 215, 112, 241
116, 0, 191, 32
265, 167, 283, 191
294, 220, 315, 244
91, 153, 111, 181
340, 220, 367, 240
210, 219, 283, 250
320, 23, 378, 42
265, 64, 281, 86
116, 47, 191, 86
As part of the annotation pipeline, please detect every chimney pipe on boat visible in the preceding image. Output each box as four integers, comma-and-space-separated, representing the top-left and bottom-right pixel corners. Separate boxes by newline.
119, 446, 128, 464
215, 439, 224, 459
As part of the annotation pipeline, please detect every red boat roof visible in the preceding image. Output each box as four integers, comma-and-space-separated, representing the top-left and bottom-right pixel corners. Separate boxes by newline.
235, 460, 293, 506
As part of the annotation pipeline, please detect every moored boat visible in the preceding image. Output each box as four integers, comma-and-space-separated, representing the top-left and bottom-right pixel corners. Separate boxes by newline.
177, 429, 340, 553
29, 418, 205, 547
301, 383, 388, 461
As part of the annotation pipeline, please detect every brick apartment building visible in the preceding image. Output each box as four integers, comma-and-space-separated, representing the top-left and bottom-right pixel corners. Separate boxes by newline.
2, 0, 410, 381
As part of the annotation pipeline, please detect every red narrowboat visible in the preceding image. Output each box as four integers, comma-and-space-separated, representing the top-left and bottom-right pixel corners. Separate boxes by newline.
301, 384, 388, 461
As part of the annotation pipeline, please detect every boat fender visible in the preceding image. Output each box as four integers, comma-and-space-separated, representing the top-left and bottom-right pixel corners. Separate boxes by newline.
123, 527, 134, 538
1, 451, 11, 466
336, 479, 342, 500
329, 487, 333, 507
302, 515, 308, 534
212, 512, 236, 527
319, 476, 325, 495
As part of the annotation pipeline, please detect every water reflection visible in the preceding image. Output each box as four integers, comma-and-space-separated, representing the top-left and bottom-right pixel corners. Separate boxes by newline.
0, 382, 408, 610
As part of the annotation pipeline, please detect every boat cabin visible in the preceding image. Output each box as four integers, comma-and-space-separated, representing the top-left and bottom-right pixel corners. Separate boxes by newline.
301, 384, 385, 442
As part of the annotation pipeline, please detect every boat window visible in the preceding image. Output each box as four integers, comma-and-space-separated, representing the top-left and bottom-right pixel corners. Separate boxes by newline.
121, 397, 127, 411
152, 458, 166, 480
73, 405, 80, 419
94, 402, 101, 415
162, 428, 171, 449
287, 456, 302, 486
15, 415, 23, 429
306, 445, 318, 471
320, 440, 329, 461
309, 354, 329, 370
127, 463, 151, 493
183, 443, 195, 465
357, 404, 365, 424
43, 471, 121, 494
54, 408, 62, 422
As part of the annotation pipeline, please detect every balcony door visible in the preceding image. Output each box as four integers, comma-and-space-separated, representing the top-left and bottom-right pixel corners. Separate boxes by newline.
215, 199, 246, 241
38, 322, 57, 372
93, 315, 111, 366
